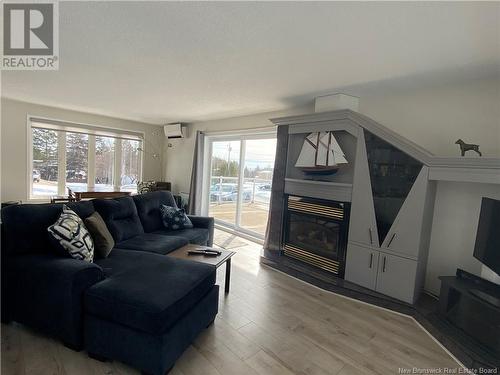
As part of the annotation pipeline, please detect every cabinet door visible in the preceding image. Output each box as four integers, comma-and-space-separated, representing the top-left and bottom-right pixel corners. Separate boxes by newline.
348, 130, 380, 248
345, 243, 379, 290
380, 167, 429, 258
376, 253, 418, 304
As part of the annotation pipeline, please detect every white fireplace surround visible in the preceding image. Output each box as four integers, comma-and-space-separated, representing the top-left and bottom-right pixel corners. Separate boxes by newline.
269, 109, 500, 303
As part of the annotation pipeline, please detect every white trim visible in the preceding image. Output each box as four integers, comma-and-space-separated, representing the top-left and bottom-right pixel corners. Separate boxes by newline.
26, 117, 33, 200
411, 319, 469, 373
137, 139, 144, 186
207, 132, 277, 142
214, 223, 264, 244
204, 126, 276, 138
113, 138, 122, 190
235, 139, 246, 227
29, 115, 145, 140
57, 132, 66, 195
429, 166, 500, 184
87, 135, 96, 189
262, 264, 466, 370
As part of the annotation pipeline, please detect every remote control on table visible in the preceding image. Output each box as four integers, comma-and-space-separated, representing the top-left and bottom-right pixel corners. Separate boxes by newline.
188, 250, 221, 256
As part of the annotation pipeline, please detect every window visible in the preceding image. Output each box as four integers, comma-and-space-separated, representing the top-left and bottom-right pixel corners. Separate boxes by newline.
29, 118, 143, 199
66, 132, 89, 191
95, 136, 115, 190
206, 133, 277, 239
32, 128, 59, 197
121, 139, 141, 192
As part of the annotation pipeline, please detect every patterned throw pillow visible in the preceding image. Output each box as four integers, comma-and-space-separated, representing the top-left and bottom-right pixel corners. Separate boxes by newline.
137, 180, 156, 194
48, 205, 94, 262
160, 205, 193, 231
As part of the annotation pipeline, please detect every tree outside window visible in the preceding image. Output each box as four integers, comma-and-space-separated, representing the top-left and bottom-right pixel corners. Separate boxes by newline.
31, 124, 142, 198
121, 139, 141, 192
95, 136, 115, 189
32, 128, 58, 196
66, 132, 88, 190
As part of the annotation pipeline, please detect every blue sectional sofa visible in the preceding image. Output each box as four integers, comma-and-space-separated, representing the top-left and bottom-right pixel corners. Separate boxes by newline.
1, 191, 218, 375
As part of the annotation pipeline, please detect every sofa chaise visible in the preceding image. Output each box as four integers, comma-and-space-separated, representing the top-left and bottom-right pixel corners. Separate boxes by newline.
1, 191, 218, 375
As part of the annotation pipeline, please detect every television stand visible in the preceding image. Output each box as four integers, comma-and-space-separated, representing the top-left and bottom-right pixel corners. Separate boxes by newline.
469, 289, 500, 308
439, 269, 500, 356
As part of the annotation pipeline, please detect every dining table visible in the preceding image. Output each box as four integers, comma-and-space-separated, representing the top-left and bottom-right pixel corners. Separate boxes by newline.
67, 187, 132, 201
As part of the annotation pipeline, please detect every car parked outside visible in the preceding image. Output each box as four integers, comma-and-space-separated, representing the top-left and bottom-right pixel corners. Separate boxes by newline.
210, 183, 252, 203
33, 169, 41, 183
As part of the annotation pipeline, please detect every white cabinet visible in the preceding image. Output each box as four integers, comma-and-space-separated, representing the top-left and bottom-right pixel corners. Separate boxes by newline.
348, 130, 380, 248
380, 167, 430, 259
345, 243, 379, 290
376, 253, 418, 304
346, 131, 435, 304
345, 242, 419, 304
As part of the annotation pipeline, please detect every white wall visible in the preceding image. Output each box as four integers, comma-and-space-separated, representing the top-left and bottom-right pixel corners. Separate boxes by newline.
358, 78, 500, 157
425, 182, 500, 295
1, 98, 164, 202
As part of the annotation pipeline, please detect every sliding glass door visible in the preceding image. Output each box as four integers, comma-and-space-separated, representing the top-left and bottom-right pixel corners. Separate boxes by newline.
207, 133, 276, 239
209, 140, 241, 225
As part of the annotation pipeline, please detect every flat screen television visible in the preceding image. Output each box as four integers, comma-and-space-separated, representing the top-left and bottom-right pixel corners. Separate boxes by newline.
473, 197, 500, 276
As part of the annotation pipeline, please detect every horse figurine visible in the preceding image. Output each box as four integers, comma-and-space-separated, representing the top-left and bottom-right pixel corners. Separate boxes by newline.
455, 139, 482, 157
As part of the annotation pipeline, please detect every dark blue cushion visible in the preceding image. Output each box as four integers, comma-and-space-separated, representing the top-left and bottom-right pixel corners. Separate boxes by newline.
93, 197, 144, 243
5, 254, 103, 348
87, 250, 216, 334
67, 200, 96, 220
152, 228, 210, 245
1, 201, 95, 256
114, 233, 188, 254
133, 191, 178, 233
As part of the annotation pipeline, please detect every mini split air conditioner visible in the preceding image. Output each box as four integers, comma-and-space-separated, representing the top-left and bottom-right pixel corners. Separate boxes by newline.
164, 123, 186, 139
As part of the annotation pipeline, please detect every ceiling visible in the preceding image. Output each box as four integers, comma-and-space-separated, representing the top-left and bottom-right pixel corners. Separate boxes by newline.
2, 2, 499, 124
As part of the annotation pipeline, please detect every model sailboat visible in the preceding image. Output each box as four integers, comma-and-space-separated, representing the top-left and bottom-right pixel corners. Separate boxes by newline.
295, 132, 348, 175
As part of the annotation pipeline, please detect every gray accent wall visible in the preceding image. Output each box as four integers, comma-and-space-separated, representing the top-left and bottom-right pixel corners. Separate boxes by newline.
263, 125, 289, 252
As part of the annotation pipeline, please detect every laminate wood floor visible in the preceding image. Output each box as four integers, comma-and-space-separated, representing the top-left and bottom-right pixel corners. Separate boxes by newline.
1, 230, 461, 375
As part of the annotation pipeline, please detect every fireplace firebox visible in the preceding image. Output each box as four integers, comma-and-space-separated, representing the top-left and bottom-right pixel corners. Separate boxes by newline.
283, 195, 350, 277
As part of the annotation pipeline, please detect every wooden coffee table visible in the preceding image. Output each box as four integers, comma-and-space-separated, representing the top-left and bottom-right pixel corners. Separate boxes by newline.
168, 244, 236, 294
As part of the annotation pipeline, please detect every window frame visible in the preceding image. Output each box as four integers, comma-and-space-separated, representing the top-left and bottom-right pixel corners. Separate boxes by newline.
27, 115, 144, 201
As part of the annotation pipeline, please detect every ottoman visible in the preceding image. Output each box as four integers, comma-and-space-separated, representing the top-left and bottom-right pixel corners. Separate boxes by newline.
84, 250, 219, 375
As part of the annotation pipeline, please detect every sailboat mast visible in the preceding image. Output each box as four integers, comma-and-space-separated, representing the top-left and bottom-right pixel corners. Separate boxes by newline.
326, 132, 332, 166
314, 132, 320, 167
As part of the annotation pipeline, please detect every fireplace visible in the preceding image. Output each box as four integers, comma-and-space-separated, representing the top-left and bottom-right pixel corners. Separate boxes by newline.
283, 195, 350, 277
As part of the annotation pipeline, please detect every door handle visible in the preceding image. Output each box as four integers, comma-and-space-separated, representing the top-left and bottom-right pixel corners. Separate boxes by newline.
369, 253, 373, 269
387, 233, 396, 248
382, 256, 387, 273
369, 227, 373, 245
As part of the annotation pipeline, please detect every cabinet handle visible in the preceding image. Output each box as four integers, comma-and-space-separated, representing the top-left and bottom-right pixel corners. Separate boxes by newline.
387, 233, 396, 248
369, 228, 373, 245
382, 256, 387, 273
369, 253, 373, 269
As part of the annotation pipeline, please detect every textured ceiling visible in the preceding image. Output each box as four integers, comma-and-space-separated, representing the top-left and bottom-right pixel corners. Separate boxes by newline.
2, 2, 499, 124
